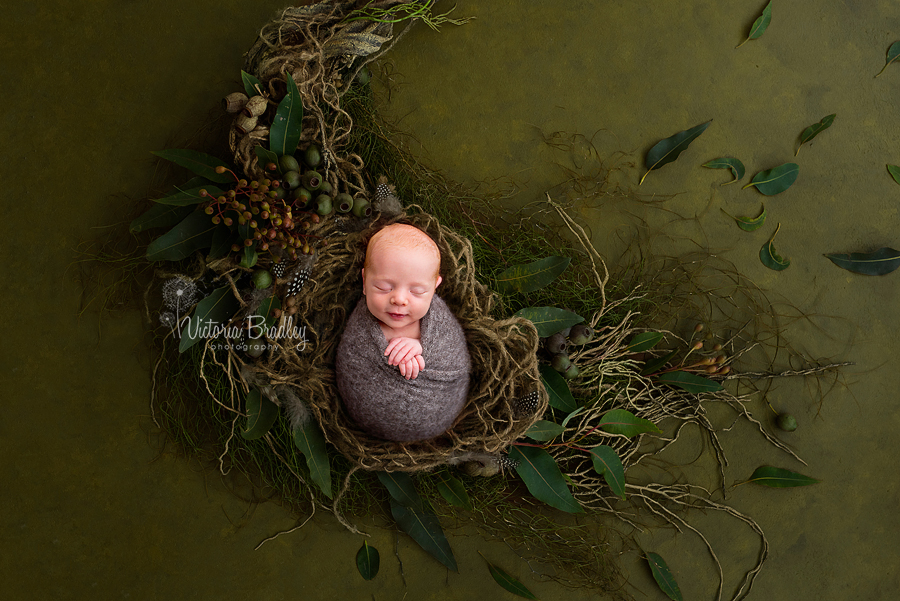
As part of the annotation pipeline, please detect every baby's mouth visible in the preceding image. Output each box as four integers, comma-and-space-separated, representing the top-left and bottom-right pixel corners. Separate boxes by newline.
387, 312, 407, 320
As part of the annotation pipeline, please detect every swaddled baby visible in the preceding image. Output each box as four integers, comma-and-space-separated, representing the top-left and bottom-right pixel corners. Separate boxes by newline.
335, 223, 471, 442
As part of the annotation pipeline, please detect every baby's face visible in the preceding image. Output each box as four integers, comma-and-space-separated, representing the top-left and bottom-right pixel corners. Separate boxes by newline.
362, 243, 442, 332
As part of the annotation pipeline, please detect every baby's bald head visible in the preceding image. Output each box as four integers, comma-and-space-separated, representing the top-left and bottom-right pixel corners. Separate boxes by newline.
365, 224, 442, 282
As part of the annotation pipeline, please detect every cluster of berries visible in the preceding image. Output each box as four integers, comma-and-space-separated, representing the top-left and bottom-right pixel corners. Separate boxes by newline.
543, 324, 594, 379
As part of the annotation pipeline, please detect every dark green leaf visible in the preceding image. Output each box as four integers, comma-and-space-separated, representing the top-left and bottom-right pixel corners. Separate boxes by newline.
293, 419, 333, 498
760, 223, 790, 271
238, 244, 258, 269
655, 370, 724, 393
509, 445, 583, 514
129, 203, 193, 233
875, 41, 900, 77
598, 408, 662, 437
435, 472, 472, 510
389, 497, 457, 571
146, 210, 217, 262
495, 256, 571, 294
703, 157, 745, 184
746, 465, 820, 487
743, 163, 799, 196
887, 164, 900, 185
514, 307, 584, 338
208, 224, 234, 259
539, 365, 578, 412
589, 445, 626, 500
178, 285, 240, 353
640, 349, 678, 375
269, 72, 304, 156
796, 114, 836, 155
640, 120, 712, 184
241, 70, 262, 97
254, 145, 279, 170
153, 184, 226, 206
256, 296, 282, 329
646, 552, 683, 601
722, 204, 767, 232
737, 1, 772, 48
356, 541, 379, 580
627, 331, 664, 353
485, 561, 538, 600
151, 149, 233, 183
824, 247, 900, 275
376, 471, 423, 511
241, 388, 279, 440
525, 420, 566, 441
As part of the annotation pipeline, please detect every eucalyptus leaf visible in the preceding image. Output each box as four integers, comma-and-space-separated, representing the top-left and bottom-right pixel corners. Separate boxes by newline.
514, 306, 584, 338
887, 164, 900, 185
745, 465, 820, 487
759, 223, 790, 271
736, 1, 772, 48
485, 561, 538, 600
495, 256, 571, 294
598, 408, 662, 437
151, 149, 233, 183
743, 163, 799, 196
525, 420, 566, 441
824, 247, 900, 275
640, 120, 712, 185
153, 184, 226, 206
703, 157, 745, 184
178, 285, 240, 353
509, 445, 583, 514
356, 541, 379, 580
376, 471, 423, 511
257, 296, 282, 329
241, 389, 279, 440
589, 445, 626, 500
389, 497, 457, 571
239, 244, 259, 269
796, 114, 836, 155
875, 41, 900, 77
560, 406, 585, 428
646, 552, 684, 601
539, 364, 578, 412
146, 210, 217, 262
208, 224, 234, 259
293, 419, 332, 498
626, 331, 664, 353
640, 348, 678, 376
129, 203, 193, 233
435, 472, 472, 510
241, 70, 262, 97
254, 145, 279, 170
269, 72, 304, 156
722, 204, 766, 232
655, 370, 724, 393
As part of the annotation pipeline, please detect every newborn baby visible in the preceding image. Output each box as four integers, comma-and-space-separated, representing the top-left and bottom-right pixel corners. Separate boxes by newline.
335, 223, 471, 442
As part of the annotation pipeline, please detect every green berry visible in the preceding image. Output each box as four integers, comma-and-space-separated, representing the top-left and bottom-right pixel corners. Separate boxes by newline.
568, 324, 594, 345
351, 198, 371, 218
303, 145, 322, 168
550, 353, 571, 373
302, 171, 323, 191
335, 193, 354, 213
251, 269, 273, 289
283, 170, 302, 190
545, 333, 567, 354
315, 194, 333, 216
278, 154, 300, 174
776, 413, 798, 432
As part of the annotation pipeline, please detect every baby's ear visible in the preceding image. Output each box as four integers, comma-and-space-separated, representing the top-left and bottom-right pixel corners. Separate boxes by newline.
435, 275, 443, 289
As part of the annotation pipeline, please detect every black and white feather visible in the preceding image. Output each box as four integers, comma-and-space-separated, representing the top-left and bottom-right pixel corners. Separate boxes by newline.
286, 267, 311, 297
271, 261, 289, 279
513, 390, 540, 417
498, 455, 519, 470
374, 175, 403, 217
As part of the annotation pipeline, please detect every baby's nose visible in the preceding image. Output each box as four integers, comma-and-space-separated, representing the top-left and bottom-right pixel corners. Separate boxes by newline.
391, 293, 408, 305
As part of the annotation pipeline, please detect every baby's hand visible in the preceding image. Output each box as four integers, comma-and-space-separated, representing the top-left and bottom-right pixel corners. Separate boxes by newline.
398, 354, 426, 380
385, 337, 423, 367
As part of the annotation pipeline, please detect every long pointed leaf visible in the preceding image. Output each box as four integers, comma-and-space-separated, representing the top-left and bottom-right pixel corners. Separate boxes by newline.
241, 70, 261, 97
760, 223, 790, 271
241, 389, 279, 440
495, 256, 571, 294
146, 210, 217, 262
598, 408, 662, 437
130, 203, 194, 233
376, 471, 423, 510
640, 120, 712, 184
509, 445, 582, 513
743, 163, 799, 196
589, 445, 626, 500
646, 552, 683, 601
703, 157, 745, 184
525, 420, 566, 441
824, 247, 900, 275
875, 41, 900, 77
796, 114, 836, 155
435, 472, 472, 510
539, 365, 578, 412
178, 285, 240, 353
153, 184, 226, 207
389, 498, 457, 571
722, 204, 766, 232
151, 149, 233, 183
736, 1, 772, 48
356, 541, 380, 580
655, 370, 724, 393
888, 164, 900, 185
485, 561, 538, 600
745, 465, 820, 487
627, 331, 664, 353
269, 72, 304, 156
514, 307, 584, 338
640, 349, 678, 375
293, 419, 333, 499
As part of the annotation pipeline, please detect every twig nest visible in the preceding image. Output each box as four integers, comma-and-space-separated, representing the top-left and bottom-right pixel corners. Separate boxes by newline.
242, 94, 267, 118
776, 413, 798, 432
223, 92, 248, 113
235, 113, 258, 135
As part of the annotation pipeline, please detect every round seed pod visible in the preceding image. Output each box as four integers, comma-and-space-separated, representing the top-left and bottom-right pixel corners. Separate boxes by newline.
317, 180, 333, 195
562, 362, 580, 380
223, 92, 248, 113
251, 269, 273, 289
335, 193, 354, 213
292, 187, 313, 208
303, 170, 323, 191
283, 170, 302, 190
357, 66, 372, 86
568, 324, 594, 345
351, 198, 371, 218
303, 145, 322, 168
315, 194, 333, 215
234, 113, 257, 134
776, 413, 798, 432
550, 353, 571, 373
242, 94, 267, 117
278, 154, 300, 174
246, 340, 267, 358
545, 332, 567, 354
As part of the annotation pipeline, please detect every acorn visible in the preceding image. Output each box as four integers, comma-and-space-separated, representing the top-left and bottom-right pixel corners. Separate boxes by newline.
315, 194, 333, 215
568, 324, 594, 345
235, 113, 257, 134
544, 332, 567, 354
223, 92, 248, 113
242, 95, 267, 118
335, 193, 354, 213
303, 144, 322, 168
279, 154, 300, 174
550, 353, 571, 373
303, 170, 323, 191
283, 170, 302, 190
351, 198, 371, 218
776, 413, 798, 432
292, 187, 313, 208
251, 269, 273, 289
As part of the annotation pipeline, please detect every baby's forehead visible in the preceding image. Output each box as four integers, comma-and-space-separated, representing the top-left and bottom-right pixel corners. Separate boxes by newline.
368, 224, 440, 260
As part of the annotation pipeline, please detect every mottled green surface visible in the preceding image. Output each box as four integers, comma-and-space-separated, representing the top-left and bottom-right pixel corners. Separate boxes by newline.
2, 1, 899, 600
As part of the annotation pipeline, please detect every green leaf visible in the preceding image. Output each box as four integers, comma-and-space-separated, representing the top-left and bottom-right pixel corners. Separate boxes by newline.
241, 389, 279, 440
254, 145, 279, 170
743, 163, 799, 196
887, 164, 900, 185
435, 471, 472, 510
655, 370, 724, 393
796, 114, 836, 155
509, 445, 583, 514
824, 247, 900, 275
598, 408, 662, 437
376, 471, 423, 511
178, 285, 240, 353
241, 70, 261, 97
539, 365, 578, 412
269, 72, 304, 156
646, 552, 683, 601
640, 349, 678, 375
703, 157, 745, 184
875, 41, 900, 77
146, 210, 218, 262
495, 256, 571, 294
389, 497, 457, 571
589, 445, 626, 500
129, 203, 194, 233
560, 406, 584, 428
737, 1, 772, 48
525, 420, 566, 441
208, 224, 234, 259
238, 244, 258, 269
514, 307, 584, 338
759, 223, 790, 271
745, 465, 820, 487
356, 541, 380, 581
151, 149, 233, 184
722, 204, 767, 232
626, 331, 664, 353
640, 120, 712, 185
256, 296, 283, 329
293, 419, 333, 499
485, 561, 538, 600
153, 184, 226, 207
